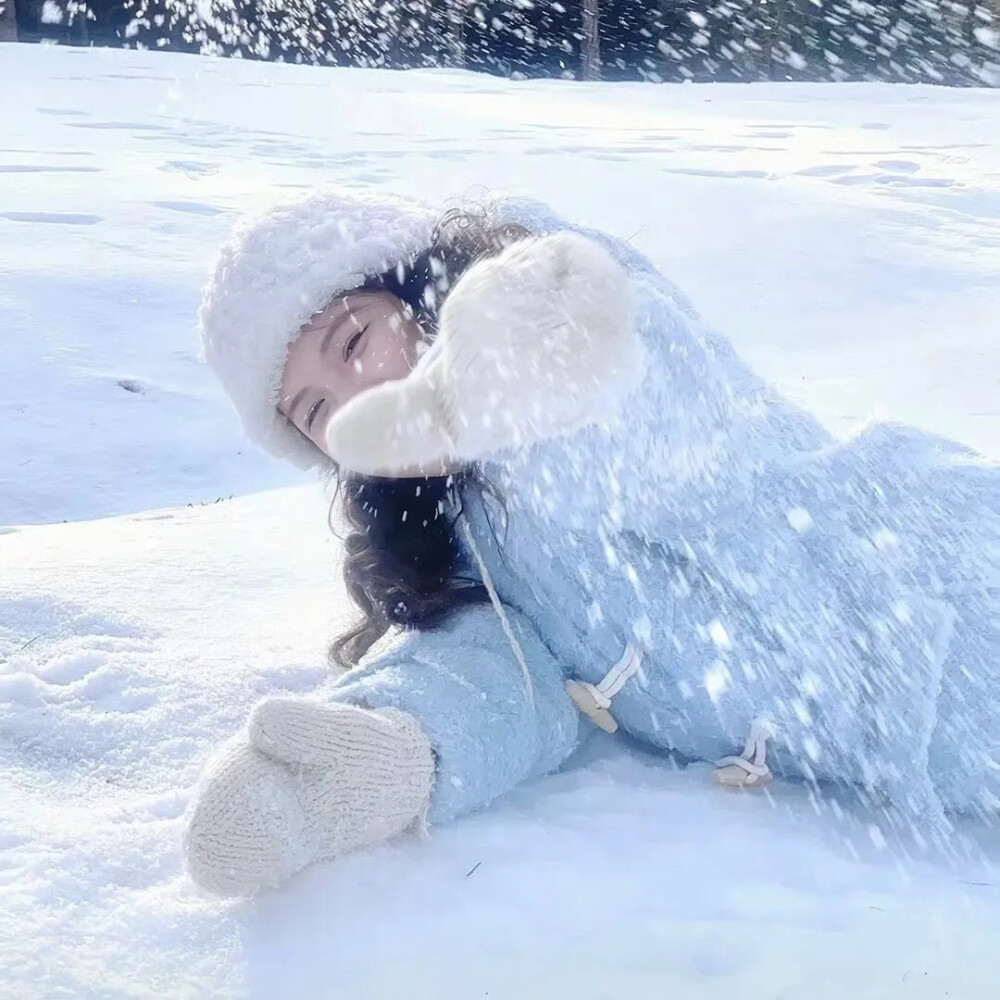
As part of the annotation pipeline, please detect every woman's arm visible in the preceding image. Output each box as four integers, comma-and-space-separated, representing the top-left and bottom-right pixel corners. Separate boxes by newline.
322, 229, 644, 478
324, 603, 580, 824
184, 604, 579, 896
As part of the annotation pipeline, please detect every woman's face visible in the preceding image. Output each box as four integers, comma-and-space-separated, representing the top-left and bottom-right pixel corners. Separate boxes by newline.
278, 289, 424, 455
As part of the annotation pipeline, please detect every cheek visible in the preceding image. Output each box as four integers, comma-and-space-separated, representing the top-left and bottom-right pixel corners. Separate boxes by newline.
368, 325, 419, 377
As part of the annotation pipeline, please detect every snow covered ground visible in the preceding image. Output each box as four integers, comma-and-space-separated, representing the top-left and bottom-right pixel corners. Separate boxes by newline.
2, 43, 1000, 1000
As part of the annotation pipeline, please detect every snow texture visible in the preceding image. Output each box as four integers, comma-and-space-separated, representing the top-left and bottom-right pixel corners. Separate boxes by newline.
3, 44, 1000, 1000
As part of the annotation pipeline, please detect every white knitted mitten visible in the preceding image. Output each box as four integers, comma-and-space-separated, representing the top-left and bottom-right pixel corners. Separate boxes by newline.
183, 701, 434, 896
324, 230, 641, 476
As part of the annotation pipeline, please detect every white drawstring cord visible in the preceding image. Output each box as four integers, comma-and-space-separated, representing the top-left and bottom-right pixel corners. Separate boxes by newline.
459, 516, 535, 710
564, 643, 643, 733
594, 642, 642, 700
713, 719, 775, 787
460, 506, 774, 793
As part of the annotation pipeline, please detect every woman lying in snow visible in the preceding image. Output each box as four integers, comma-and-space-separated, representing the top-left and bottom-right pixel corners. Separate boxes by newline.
186, 187, 1000, 896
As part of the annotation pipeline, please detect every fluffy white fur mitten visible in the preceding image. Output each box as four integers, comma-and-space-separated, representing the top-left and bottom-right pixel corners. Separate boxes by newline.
324, 230, 641, 476
183, 701, 434, 896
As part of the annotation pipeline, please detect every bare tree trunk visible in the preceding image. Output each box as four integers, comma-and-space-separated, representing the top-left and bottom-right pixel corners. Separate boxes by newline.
0, 0, 17, 43
445, 0, 465, 68
763, 0, 780, 81
69, 1, 89, 45
581, 0, 600, 81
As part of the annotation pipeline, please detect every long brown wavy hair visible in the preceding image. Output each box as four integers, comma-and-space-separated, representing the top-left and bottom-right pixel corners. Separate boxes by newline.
326, 201, 531, 668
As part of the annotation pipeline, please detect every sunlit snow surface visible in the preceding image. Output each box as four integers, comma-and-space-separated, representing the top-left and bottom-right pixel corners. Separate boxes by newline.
2, 44, 1000, 1000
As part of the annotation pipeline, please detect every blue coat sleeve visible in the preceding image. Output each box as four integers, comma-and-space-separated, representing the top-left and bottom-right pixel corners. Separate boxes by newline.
490, 195, 828, 538
325, 604, 580, 825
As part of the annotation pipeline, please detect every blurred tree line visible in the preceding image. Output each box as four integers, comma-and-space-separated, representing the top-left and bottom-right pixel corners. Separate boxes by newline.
5, 0, 999, 85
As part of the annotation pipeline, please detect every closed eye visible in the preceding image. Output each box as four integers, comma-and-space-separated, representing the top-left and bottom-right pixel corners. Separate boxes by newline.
306, 398, 325, 431
344, 323, 369, 361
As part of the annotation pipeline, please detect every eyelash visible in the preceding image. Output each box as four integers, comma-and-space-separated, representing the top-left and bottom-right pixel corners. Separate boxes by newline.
306, 398, 324, 431
302, 321, 369, 432
344, 324, 369, 361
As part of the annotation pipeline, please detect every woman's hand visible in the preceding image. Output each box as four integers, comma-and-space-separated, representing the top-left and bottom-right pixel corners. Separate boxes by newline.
323, 231, 642, 476
183, 700, 434, 896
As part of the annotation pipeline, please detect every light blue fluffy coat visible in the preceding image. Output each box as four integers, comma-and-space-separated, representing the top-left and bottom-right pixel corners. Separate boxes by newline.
331, 199, 1000, 828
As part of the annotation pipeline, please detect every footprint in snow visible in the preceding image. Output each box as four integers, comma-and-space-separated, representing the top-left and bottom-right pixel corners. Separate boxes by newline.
149, 201, 227, 216
0, 212, 102, 226
35, 107, 91, 117
3, 645, 159, 714
0, 165, 100, 174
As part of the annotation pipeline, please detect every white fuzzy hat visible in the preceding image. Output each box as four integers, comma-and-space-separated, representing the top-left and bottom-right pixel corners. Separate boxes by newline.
198, 187, 439, 468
